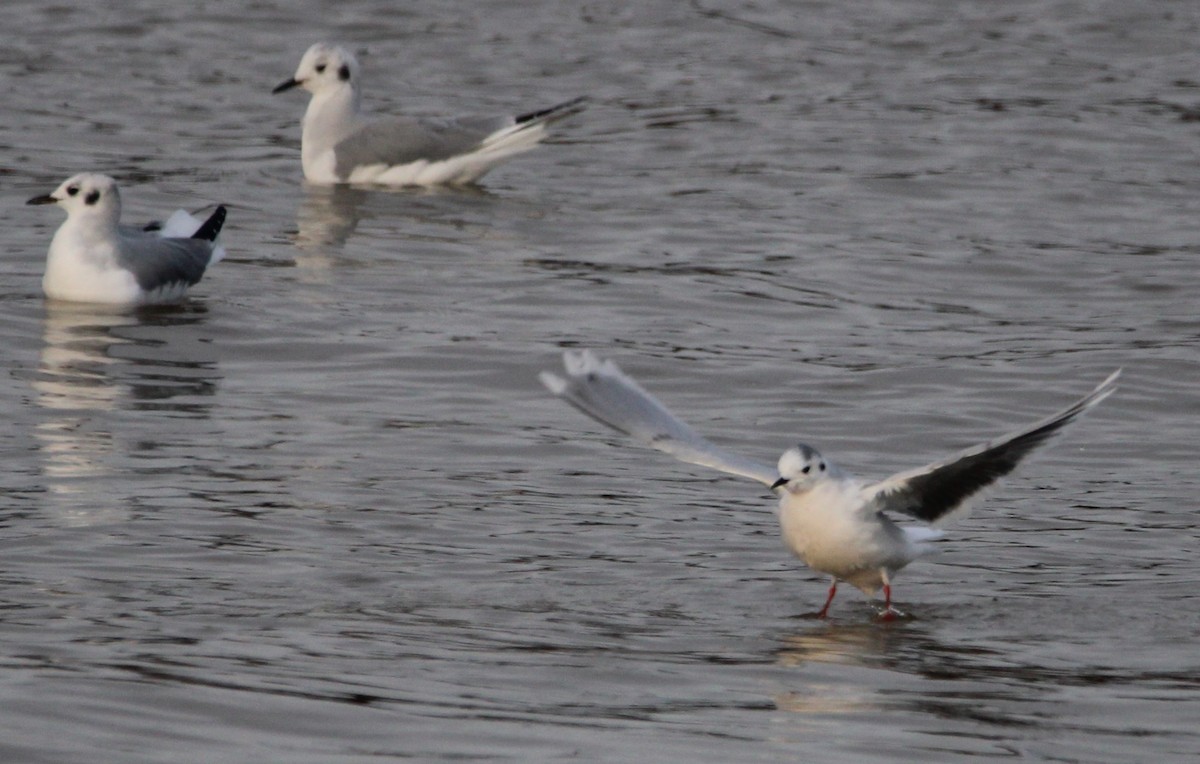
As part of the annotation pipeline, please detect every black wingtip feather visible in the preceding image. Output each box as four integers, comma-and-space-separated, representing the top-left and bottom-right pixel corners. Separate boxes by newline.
878, 370, 1119, 525
191, 205, 227, 242
516, 96, 588, 125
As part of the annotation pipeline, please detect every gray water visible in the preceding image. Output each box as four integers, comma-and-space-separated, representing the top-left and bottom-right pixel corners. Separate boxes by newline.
1, 1, 1197, 761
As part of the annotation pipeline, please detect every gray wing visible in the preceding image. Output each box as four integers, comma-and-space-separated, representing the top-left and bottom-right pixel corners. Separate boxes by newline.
863, 369, 1120, 526
540, 350, 779, 487
333, 114, 514, 177
115, 233, 217, 292
118, 222, 162, 236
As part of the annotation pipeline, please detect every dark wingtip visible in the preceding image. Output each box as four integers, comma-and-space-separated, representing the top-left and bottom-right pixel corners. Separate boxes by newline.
515, 96, 588, 125
191, 205, 227, 242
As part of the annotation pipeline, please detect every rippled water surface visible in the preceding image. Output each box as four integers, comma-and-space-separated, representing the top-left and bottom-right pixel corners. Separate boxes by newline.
1, 1, 1197, 761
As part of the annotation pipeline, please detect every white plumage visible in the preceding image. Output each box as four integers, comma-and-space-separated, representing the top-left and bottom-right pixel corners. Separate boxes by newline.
273, 43, 584, 186
542, 350, 1119, 618
27, 173, 226, 306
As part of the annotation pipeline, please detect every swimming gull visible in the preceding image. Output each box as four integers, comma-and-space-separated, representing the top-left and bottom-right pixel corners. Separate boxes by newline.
272, 42, 585, 186
27, 173, 227, 305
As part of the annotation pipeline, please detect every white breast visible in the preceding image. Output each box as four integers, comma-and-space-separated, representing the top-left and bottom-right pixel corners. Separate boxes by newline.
42, 230, 142, 304
777, 479, 908, 593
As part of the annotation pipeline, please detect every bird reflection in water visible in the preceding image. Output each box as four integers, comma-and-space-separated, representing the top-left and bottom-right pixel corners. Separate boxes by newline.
771, 621, 919, 716
31, 302, 217, 525
292, 182, 495, 271
294, 184, 370, 256
771, 615, 1016, 724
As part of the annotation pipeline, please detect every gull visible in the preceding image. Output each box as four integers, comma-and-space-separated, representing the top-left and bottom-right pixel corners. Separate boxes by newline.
541, 350, 1119, 618
272, 42, 585, 186
26, 173, 227, 305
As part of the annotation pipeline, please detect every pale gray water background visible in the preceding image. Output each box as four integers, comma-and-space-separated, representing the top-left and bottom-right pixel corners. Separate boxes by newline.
0, 0, 1196, 761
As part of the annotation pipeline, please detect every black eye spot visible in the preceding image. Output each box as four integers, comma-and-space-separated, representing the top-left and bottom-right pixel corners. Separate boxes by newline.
84, 190, 100, 205
338, 64, 350, 81
315, 63, 326, 73
819, 463, 826, 471
801, 465, 811, 474
66, 185, 79, 196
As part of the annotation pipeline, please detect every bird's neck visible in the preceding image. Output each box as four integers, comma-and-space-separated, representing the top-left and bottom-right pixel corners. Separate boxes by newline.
302, 85, 362, 154
47, 215, 120, 275
63, 211, 120, 242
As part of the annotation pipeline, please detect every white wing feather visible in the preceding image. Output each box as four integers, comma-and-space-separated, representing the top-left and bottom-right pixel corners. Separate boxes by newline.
540, 350, 778, 487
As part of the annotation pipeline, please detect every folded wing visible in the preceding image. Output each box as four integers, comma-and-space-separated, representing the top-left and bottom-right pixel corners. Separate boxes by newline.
115, 235, 219, 292
333, 115, 513, 177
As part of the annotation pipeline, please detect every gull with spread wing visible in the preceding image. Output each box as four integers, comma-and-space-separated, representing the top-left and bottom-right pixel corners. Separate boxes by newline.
541, 350, 1119, 618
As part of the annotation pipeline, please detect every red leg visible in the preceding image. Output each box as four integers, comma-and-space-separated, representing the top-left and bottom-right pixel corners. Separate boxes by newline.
879, 573, 900, 621
816, 578, 838, 618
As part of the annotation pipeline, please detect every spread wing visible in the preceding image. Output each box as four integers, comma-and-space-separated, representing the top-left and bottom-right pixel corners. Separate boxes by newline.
540, 350, 778, 487
863, 369, 1120, 526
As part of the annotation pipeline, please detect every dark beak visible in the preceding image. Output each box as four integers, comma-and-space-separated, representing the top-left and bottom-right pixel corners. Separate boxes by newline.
272, 78, 301, 94
26, 194, 58, 206
770, 476, 788, 490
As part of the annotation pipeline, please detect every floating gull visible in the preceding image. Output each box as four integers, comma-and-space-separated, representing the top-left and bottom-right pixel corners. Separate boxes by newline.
272, 42, 585, 186
27, 173, 226, 305
541, 350, 1119, 618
